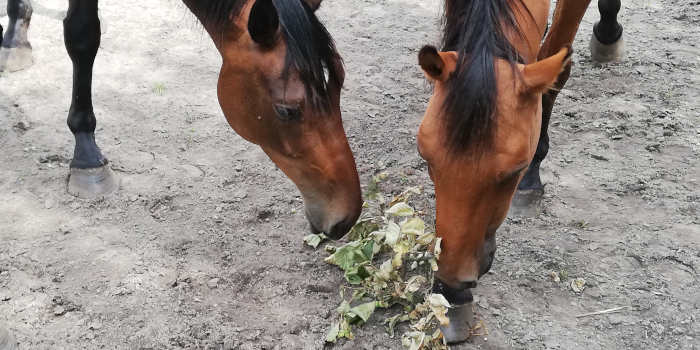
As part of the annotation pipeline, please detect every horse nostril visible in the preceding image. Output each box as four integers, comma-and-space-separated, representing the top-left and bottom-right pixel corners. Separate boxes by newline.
457, 280, 478, 290
326, 217, 355, 240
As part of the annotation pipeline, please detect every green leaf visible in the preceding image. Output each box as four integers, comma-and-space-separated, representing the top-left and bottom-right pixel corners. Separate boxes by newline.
427, 294, 450, 326
389, 186, 422, 207
385, 313, 410, 338
405, 275, 427, 294
392, 252, 404, 269
401, 217, 425, 237
303, 233, 328, 248
325, 322, 340, 343
402, 331, 426, 350
361, 240, 375, 261
345, 263, 371, 284
386, 202, 415, 217
348, 220, 380, 241
336, 300, 351, 314
370, 229, 386, 243
324, 241, 368, 271
338, 317, 354, 339
434, 237, 443, 260
416, 232, 435, 246
376, 259, 394, 281
384, 221, 401, 246
351, 290, 367, 302
347, 301, 376, 323
390, 239, 412, 268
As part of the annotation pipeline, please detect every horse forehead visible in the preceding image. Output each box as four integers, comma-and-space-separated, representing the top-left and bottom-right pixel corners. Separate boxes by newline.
221, 38, 289, 81
494, 59, 522, 93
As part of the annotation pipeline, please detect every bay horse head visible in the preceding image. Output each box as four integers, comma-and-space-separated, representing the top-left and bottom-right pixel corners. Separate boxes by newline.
189, 0, 361, 238
416, 0, 571, 291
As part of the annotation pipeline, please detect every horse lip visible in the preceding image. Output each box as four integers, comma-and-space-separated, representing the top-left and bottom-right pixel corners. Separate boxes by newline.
433, 279, 475, 305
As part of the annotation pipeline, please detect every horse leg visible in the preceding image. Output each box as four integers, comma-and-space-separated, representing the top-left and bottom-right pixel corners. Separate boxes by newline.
0, 0, 33, 72
590, 0, 624, 62
64, 0, 118, 198
512, 0, 592, 215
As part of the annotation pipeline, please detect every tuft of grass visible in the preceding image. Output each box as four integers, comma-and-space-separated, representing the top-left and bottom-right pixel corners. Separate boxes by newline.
306, 175, 449, 349
152, 82, 166, 96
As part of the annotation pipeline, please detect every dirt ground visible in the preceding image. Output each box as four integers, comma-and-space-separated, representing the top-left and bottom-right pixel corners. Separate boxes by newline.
1, 0, 698, 349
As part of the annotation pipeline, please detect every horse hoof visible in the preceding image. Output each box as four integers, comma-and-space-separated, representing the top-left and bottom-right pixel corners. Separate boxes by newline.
0, 46, 34, 72
0, 326, 18, 350
590, 34, 624, 63
510, 188, 544, 217
68, 166, 119, 198
440, 303, 475, 344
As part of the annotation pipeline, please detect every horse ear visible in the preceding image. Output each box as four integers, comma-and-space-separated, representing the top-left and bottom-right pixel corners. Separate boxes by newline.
304, 0, 323, 11
248, 0, 279, 47
418, 46, 457, 82
520, 46, 572, 94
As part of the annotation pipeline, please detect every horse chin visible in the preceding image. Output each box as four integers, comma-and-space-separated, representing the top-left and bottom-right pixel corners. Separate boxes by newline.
442, 303, 476, 344
305, 208, 354, 240
302, 190, 361, 240
433, 279, 476, 344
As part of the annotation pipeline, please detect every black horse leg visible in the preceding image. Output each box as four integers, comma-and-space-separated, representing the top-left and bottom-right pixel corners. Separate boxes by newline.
590, 0, 624, 62
519, 64, 572, 192
64, 0, 117, 197
0, 0, 33, 72
511, 63, 573, 215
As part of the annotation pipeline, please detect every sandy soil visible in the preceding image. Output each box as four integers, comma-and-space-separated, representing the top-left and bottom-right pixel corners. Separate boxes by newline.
1, 0, 698, 349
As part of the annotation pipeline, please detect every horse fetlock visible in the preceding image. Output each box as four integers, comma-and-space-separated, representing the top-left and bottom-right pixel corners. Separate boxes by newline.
0, 45, 33, 72
518, 161, 544, 192
71, 132, 107, 169
1, 0, 34, 72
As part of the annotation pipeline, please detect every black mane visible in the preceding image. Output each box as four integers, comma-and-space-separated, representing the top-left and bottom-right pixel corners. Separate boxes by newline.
198, 0, 247, 31
198, 0, 341, 112
441, 0, 526, 152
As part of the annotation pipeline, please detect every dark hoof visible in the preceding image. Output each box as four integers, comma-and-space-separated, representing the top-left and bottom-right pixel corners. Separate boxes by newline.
68, 166, 119, 198
509, 188, 544, 217
0, 46, 33, 72
440, 303, 475, 344
590, 34, 624, 63
0, 326, 18, 350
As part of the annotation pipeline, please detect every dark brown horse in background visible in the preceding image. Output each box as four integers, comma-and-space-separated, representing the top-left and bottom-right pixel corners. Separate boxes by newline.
417, 0, 623, 342
0, 0, 362, 239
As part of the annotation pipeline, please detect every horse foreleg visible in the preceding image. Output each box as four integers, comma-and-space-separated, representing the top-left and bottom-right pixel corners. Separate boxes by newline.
512, 0, 592, 215
64, 0, 117, 198
591, 0, 624, 62
0, 0, 33, 72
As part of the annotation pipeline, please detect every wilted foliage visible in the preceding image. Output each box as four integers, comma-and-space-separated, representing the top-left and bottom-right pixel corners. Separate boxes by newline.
305, 174, 449, 349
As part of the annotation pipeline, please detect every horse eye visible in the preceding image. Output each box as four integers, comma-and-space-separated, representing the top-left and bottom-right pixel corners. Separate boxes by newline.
273, 103, 302, 122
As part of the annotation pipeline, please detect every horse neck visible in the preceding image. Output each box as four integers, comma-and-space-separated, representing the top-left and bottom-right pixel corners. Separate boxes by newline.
505, 0, 551, 63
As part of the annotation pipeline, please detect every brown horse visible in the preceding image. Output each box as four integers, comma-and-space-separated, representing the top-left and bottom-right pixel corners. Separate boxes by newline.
1, 0, 362, 238
417, 0, 623, 342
